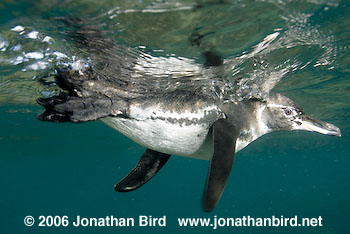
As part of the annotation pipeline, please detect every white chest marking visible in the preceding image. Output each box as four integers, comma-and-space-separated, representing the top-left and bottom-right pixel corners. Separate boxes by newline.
235, 105, 270, 152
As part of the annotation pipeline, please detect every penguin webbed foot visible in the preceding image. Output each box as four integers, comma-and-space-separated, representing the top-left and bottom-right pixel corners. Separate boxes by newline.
37, 93, 72, 122
37, 93, 128, 123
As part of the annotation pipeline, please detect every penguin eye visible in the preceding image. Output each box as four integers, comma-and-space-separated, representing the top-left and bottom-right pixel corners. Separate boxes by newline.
284, 108, 293, 116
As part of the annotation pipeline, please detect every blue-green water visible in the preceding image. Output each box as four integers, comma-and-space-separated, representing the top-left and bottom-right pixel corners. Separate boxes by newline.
1, 0, 350, 234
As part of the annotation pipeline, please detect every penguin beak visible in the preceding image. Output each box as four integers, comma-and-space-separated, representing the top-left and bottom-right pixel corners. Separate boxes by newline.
296, 116, 341, 137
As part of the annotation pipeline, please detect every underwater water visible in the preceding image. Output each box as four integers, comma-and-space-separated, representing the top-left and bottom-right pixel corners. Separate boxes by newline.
0, 0, 349, 233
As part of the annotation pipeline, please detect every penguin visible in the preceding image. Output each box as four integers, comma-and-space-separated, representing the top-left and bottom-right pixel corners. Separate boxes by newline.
37, 83, 341, 211
36, 19, 341, 212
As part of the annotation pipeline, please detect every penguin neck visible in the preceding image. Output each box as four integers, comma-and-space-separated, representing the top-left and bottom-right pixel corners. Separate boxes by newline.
222, 101, 271, 152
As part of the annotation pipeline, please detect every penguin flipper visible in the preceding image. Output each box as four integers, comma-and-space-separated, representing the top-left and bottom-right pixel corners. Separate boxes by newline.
204, 119, 238, 212
37, 93, 128, 122
115, 149, 171, 192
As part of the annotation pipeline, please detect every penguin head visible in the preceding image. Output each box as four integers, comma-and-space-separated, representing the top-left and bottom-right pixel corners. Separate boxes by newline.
262, 93, 341, 136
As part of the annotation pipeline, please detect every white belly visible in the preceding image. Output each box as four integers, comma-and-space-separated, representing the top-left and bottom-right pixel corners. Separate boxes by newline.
102, 116, 260, 160
102, 117, 212, 159
101, 101, 230, 160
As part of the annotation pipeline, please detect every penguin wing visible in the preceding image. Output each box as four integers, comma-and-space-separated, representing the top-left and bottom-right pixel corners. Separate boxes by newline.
115, 149, 171, 192
204, 118, 238, 212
